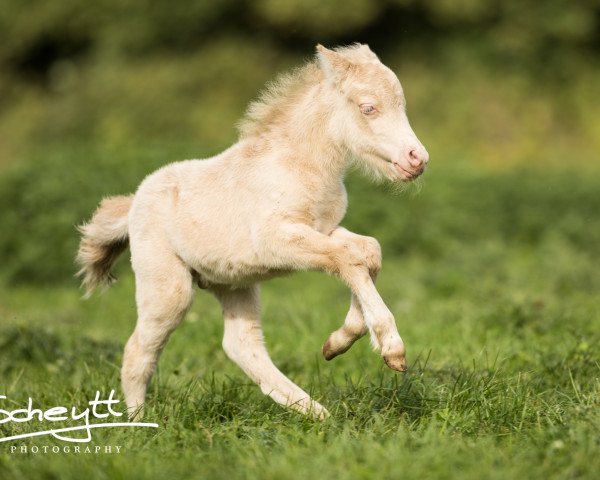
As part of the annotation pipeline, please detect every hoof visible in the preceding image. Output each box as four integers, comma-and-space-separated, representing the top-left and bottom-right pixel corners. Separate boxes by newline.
127, 405, 145, 421
384, 354, 408, 372
313, 405, 330, 421
322, 339, 338, 361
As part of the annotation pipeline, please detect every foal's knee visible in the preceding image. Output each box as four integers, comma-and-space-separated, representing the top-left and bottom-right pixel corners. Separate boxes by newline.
343, 236, 381, 278
361, 236, 382, 277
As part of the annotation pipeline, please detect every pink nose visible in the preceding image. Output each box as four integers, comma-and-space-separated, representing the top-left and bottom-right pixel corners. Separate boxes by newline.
407, 147, 429, 168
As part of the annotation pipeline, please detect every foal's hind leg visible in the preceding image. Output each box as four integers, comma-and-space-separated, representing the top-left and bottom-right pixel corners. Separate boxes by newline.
322, 227, 380, 360
213, 285, 329, 420
122, 254, 194, 419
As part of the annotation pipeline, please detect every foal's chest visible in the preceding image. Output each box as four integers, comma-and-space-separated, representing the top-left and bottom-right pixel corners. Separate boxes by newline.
311, 184, 348, 234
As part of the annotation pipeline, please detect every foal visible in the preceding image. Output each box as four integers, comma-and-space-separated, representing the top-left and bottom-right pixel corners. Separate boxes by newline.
77, 44, 429, 420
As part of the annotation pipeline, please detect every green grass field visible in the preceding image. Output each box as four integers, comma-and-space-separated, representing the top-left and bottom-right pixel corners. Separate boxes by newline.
0, 156, 599, 479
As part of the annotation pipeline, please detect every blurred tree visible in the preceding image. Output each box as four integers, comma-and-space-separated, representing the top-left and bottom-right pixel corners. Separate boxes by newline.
251, 0, 383, 36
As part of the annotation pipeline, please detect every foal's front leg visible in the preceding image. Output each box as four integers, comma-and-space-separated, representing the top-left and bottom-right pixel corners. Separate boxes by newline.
212, 284, 329, 419
275, 223, 407, 372
322, 294, 367, 361
322, 228, 380, 361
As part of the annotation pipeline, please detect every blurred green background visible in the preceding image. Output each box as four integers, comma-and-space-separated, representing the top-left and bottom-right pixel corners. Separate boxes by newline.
0, 0, 599, 286
1, 3, 600, 478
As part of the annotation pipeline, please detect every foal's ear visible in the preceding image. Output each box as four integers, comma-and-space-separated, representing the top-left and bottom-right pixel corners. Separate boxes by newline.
316, 44, 353, 84
360, 43, 379, 60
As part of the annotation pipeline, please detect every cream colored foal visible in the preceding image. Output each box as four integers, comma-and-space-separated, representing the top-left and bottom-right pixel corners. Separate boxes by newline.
77, 43, 429, 420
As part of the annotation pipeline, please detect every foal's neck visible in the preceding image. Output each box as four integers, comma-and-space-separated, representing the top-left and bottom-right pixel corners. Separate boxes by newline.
269, 82, 349, 191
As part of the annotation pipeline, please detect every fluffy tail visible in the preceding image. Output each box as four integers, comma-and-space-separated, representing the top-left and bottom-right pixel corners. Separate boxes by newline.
76, 195, 133, 297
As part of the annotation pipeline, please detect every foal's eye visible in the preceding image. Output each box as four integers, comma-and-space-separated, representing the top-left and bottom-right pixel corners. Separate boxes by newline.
359, 104, 377, 115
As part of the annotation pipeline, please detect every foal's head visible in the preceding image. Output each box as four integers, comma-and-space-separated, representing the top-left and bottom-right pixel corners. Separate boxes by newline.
317, 44, 429, 182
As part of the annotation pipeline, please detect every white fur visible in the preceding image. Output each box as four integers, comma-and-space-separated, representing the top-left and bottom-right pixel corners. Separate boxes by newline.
76, 43, 429, 420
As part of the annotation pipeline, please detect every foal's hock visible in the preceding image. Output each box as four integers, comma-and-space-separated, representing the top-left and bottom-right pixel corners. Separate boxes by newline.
76, 43, 429, 420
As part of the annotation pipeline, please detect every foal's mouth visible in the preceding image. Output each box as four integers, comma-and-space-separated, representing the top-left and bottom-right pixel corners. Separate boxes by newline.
385, 158, 424, 182
369, 149, 424, 182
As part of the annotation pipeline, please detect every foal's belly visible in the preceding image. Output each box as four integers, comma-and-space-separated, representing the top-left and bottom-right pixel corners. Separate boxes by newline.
192, 265, 293, 289
172, 223, 294, 287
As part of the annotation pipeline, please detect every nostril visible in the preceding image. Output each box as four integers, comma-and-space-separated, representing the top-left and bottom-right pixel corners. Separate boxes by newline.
408, 149, 423, 167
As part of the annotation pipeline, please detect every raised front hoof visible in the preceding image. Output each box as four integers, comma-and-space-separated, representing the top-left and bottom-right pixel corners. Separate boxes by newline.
322, 339, 339, 361
384, 354, 408, 372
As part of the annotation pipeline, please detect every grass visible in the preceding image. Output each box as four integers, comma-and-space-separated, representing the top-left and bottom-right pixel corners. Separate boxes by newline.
0, 158, 599, 479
